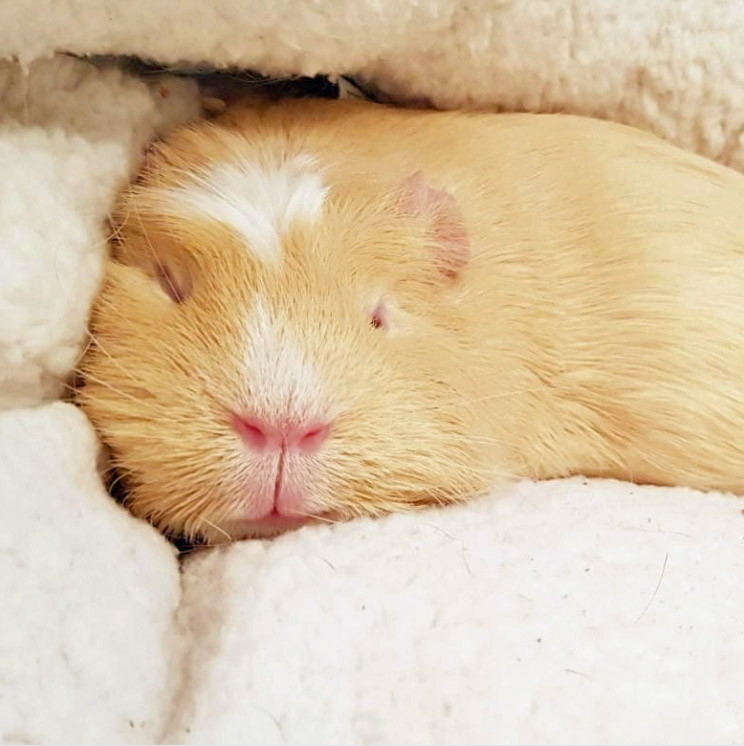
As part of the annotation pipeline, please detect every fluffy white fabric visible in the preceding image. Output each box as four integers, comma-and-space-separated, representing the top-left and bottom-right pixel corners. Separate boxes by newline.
171, 479, 744, 745
0, 56, 200, 408
1, 14, 744, 745
0, 403, 181, 744
0, 0, 743, 171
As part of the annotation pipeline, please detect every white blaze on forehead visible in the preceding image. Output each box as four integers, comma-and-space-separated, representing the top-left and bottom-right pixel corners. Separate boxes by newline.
243, 298, 325, 418
172, 154, 327, 264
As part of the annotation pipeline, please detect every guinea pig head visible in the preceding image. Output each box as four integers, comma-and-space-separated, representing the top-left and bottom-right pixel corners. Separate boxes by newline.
80, 135, 490, 542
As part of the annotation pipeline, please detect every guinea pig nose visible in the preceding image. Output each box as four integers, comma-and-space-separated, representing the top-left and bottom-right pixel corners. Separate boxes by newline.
230, 415, 279, 452
231, 414, 332, 454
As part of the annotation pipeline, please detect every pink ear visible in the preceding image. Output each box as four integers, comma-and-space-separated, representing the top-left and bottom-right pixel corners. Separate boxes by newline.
397, 171, 470, 278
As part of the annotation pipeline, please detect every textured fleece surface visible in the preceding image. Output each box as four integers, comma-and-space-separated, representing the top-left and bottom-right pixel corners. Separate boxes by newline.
171, 479, 744, 746
0, 0, 743, 172
0, 403, 180, 744
0, 27, 743, 746
0, 56, 200, 408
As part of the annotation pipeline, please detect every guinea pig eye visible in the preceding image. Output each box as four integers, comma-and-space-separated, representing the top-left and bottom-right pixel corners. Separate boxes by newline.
155, 260, 192, 304
369, 300, 388, 330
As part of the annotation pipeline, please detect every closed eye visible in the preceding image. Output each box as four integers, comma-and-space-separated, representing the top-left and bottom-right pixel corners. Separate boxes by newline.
155, 260, 192, 304
369, 300, 388, 330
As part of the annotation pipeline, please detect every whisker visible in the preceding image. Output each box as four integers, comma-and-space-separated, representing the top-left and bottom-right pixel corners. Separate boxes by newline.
107, 471, 130, 492
59, 380, 82, 397
298, 511, 342, 525
84, 328, 144, 387
69, 333, 96, 375
112, 201, 133, 244
104, 207, 127, 244
199, 518, 233, 542
78, 372, 140, 403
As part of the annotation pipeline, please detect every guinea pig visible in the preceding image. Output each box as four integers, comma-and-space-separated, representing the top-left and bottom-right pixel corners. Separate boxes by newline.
78, 97, 744, 543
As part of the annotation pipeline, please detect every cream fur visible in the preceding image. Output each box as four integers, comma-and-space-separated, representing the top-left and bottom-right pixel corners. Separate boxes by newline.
81, 99, 744, 544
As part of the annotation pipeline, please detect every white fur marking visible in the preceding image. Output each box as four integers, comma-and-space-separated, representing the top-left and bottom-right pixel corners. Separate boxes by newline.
243, 299, 324, 418
174, 155, 326, 264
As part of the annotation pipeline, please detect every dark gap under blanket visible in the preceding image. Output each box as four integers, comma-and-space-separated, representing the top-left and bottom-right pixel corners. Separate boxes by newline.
75, 53, 378, 106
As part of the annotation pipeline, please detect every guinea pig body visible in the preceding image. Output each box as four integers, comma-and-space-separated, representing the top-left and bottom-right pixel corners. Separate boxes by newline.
80, 98, 744, 542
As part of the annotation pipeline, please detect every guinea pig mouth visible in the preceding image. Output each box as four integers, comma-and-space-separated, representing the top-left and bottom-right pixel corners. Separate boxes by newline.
230, 451, 319, 534
231, 513, 310, 540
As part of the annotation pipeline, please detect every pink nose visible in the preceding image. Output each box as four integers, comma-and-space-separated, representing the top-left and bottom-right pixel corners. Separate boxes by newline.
231, 415, 332, 454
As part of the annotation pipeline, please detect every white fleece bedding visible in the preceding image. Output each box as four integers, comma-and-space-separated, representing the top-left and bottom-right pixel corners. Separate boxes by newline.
1, 0, 744, 172
1, 13, 744, 746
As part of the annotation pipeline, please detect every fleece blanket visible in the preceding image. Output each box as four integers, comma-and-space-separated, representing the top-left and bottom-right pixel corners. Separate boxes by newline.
1, 4, 744, 744
1, 0, 744, 172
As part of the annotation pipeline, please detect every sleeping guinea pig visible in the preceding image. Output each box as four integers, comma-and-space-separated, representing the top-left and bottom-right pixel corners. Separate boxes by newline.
78, 97, 744, 543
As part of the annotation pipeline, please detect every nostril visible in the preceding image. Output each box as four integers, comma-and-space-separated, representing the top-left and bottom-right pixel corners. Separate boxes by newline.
294, 422, 332, 453
232, 414, 332, 454
231, 415, 269, 451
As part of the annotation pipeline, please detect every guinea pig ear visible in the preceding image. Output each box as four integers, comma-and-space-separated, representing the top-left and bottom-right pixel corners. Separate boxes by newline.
395, 171, 470, 279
